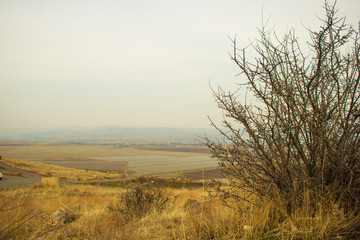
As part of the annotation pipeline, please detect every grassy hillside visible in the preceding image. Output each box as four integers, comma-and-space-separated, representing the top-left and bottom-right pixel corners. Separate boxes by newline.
1, 176, 359, 239
0, 158, 358, 239
1, 158, 122, 180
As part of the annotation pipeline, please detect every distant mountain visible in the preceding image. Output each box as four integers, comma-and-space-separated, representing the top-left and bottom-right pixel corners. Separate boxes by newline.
0, 126, 220, 143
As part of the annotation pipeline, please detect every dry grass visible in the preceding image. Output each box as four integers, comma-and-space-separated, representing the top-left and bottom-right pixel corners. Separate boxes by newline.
0, 180, 359, 240
0, 184, 120, 239
0, 158, 122, 180
0, 142, 358, 239
39, 177, 60, 188
1, 143, 358, 238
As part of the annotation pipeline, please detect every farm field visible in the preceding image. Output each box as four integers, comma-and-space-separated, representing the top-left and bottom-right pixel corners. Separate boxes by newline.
93, 155, 218, 175
0, 141, 222, 180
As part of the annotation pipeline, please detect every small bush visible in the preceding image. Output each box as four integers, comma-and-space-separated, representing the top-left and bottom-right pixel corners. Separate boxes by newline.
108, 183, 170, 218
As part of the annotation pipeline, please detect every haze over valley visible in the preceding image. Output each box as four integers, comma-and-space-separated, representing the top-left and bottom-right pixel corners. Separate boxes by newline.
0, 126, 219, 143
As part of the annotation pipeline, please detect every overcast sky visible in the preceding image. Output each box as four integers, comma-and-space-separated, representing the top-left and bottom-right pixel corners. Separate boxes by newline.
1, 0, 359, 130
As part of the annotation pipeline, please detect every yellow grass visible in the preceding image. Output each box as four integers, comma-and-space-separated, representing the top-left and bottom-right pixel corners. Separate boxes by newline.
0, 181, 358, 239
1, 158, 122, 180
39, 177, 60, 188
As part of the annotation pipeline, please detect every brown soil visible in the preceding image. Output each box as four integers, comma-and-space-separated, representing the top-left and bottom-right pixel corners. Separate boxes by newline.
153, 167, 225, 181
43, 159, 128, 174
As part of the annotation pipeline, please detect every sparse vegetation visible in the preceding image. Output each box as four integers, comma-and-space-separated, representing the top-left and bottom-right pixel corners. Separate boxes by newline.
1, 2, 359, 238
86, 175, 205, 189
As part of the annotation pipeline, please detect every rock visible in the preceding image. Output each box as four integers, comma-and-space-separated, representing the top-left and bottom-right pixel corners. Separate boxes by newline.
48, 210, 75, 227
243, 225, 253, 231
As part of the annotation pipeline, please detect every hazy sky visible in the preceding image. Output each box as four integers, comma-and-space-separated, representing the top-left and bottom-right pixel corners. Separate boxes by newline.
1, 0, 359, 130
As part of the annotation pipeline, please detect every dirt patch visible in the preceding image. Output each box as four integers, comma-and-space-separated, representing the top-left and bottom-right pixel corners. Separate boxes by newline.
182, 168, 225, 181
153, 167, 225, 181
143, 146, 210, 154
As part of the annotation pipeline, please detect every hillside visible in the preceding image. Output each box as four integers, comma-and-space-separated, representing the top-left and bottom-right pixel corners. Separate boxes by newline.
1, 174, 358, 239
0, 126, 220, 144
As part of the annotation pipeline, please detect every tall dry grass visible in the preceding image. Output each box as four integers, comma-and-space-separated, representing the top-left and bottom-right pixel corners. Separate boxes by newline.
0, 180, 359, 239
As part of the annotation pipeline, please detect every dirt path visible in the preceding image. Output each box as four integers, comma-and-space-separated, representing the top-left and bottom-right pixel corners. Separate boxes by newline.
0, 161, 42, 189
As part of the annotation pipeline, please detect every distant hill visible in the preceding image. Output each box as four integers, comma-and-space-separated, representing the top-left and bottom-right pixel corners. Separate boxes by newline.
0, 126, 220, 143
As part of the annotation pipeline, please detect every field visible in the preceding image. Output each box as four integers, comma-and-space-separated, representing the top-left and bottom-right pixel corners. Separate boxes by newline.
0, 142, 359, 239
0, 141, 222, 180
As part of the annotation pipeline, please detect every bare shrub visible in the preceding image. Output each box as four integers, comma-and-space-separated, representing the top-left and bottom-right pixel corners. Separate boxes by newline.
108, 183, 170, 218
205, 2, 360, 211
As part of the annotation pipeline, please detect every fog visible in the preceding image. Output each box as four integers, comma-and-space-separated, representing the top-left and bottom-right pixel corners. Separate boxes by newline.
1, 0, 359, 132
